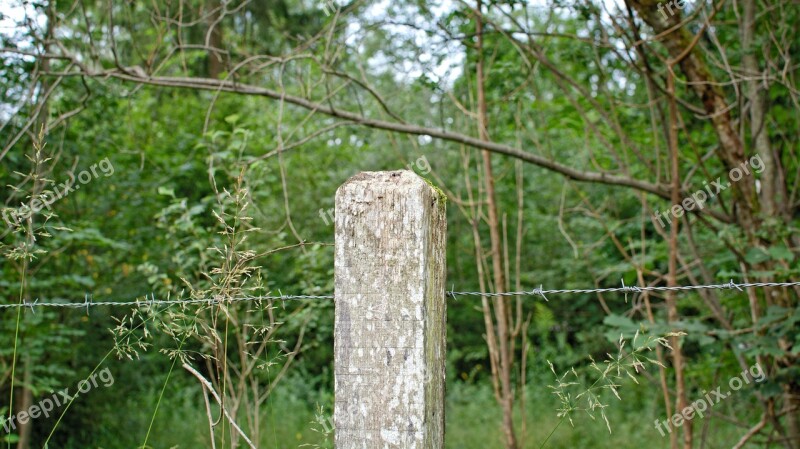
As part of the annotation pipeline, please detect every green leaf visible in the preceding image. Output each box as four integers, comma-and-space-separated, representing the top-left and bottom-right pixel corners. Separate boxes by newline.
603, 314, 636, 329
157, 186, 175, 197
744, 247, 770, 264
768, 245, 795, 261
757, 306, 788, 327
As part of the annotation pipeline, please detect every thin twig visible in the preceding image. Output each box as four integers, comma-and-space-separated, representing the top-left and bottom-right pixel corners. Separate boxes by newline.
182, 362, 257, 449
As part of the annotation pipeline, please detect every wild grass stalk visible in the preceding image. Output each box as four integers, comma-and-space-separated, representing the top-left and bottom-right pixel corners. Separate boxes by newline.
540, 330, 685, 448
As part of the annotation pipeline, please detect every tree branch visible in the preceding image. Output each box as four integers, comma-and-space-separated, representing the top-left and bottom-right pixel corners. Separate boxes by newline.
66, 69, 672, 198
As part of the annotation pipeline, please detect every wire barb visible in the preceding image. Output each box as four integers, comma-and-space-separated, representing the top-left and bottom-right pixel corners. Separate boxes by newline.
448, 284, 458, 300
531, 285, 549, 301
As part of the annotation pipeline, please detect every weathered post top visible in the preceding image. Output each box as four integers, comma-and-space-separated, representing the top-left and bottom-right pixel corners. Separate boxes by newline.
334, 170, 447, 449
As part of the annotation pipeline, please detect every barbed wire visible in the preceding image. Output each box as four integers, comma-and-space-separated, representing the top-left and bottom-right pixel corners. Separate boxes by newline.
0, 293, 334, 313
448, 280, 800, 300
0, 280, 798, 312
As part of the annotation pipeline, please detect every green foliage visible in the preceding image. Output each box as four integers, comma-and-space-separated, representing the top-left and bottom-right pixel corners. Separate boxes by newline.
1, 0, 797, 446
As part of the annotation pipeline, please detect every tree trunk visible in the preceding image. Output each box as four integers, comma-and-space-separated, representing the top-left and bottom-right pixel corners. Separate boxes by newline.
666, 72, 691, 449
14, 4, 56, 447
475, 1, 517, 448
741, 0, 781, 219
206, 0, 224, 78
15, 358, 33, 449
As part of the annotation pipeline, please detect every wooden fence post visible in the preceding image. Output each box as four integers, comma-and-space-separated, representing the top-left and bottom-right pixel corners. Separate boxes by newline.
334, 170, 447, 448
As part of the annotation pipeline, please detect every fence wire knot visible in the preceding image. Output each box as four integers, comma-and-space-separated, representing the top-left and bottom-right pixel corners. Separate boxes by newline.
448, 285, 458, 300
728, 279, 744, 291
278, 289, 287, 309
84, 294, 92, 315
24, 299, 37, 314
620, 278, 641, 293
531, 285, 549, 301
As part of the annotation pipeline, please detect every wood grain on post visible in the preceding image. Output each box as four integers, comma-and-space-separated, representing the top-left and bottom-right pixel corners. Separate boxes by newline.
334, 171, 447, 449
